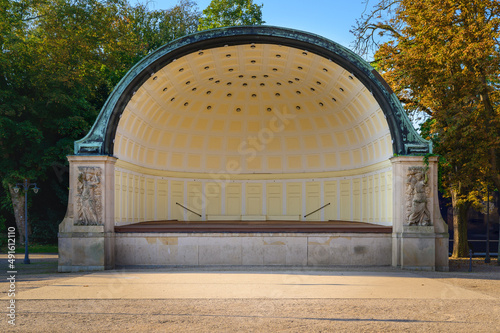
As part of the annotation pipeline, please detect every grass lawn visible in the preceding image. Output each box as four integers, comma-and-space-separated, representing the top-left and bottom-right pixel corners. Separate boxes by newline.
1, 243, 58, 254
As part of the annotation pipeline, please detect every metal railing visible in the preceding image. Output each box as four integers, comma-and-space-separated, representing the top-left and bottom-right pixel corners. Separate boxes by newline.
304, 203, 330, 218
176, 202, 201, 217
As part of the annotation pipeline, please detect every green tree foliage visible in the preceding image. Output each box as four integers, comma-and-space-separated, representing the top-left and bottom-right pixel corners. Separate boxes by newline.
0, 0, 200, 243
352, 0, 500, 257
198, 0, 264, 31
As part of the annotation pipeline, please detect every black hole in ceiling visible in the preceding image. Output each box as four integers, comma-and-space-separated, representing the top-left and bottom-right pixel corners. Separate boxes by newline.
275, 93, 281, 97
227, 82, 232, 86
204, 66, 209, 70
243, 83, 248, 86
206, 91, 211, 95
296, 106, 301, 110
251, 44, 256, 49
263, 74, 269, 78
252, 94, 257, 98
209, 77, 214, 81
226, 54, 231, 58
252, 76, 257, 79
349, 75, 354, 80
251, 60, 256, 64
179, 68, 184, 72
298, 66, 303, 70
319, 102, 324, 107
295, 78, 300, 81
215, 80, 220, 84
207, 106, 212, 110
272, 68, 278, 72
229, 68, 234, 72
277, 82, 282, 86
288, 80, 293, 84
227, 93, 232, 97
153, 76, 158, 80
310, 87, 315, 92
302, 52, 308, 56
170, 97, 175, 102
185, 81, 190, 85
276, 54, 281, 58
317, 81, 322, 85
339, 87, 344, 92
191, 87, 197, 92
332, 97, 337, 102
260, 83, 265, 86
323, 68, 328, 72
296, 91, 301, 95
236, 108, 241, 112
163, 87, 168, 92
239, 75, 244, 78
199, 51, 203, 55
184, 102, 189, 106
267, 108, 272, 112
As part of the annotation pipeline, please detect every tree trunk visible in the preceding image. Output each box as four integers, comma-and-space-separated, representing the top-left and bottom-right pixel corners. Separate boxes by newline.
451, 189, 470, 258
8, 184, 30, 245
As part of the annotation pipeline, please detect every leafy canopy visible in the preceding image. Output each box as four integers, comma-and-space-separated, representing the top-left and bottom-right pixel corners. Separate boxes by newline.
353, 0, 500, 195
352, 0, 500, 257
0, 0, 200, 240
198, 0, 264, 31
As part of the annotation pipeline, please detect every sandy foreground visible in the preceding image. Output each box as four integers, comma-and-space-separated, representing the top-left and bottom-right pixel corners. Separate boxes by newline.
0, 255, 499, 332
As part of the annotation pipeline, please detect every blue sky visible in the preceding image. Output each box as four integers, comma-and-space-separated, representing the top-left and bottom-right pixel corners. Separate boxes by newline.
148, 0, 370, 50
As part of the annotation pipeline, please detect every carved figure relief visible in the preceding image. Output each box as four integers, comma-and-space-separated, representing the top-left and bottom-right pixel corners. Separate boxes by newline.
76, 167, 103, 225
406, 166, 431, 226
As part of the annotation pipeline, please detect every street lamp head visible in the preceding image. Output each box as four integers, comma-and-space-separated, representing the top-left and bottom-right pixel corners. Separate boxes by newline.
13, 186, 20, 194
33, 185, 39, 194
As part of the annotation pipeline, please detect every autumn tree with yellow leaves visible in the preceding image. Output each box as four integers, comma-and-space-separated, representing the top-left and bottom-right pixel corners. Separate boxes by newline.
353, 0, 500, 257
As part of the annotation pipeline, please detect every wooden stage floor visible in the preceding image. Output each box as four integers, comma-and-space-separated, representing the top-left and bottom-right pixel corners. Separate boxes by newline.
115, 220, 392, 233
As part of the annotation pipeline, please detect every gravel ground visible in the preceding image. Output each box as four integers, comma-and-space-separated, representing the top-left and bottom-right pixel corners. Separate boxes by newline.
1, 256, 499, 332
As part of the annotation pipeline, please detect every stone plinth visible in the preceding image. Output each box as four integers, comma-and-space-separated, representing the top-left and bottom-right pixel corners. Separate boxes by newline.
400, 226, 436, 270
391, 156, 449, 271
58, 155, 117, 272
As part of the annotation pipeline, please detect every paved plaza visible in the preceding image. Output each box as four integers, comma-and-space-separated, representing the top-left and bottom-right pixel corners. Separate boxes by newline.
1, 254, 499, 332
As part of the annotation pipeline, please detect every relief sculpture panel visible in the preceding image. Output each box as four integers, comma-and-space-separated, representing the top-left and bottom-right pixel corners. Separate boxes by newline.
405, 166, 431, 226
75, 166, 103, 225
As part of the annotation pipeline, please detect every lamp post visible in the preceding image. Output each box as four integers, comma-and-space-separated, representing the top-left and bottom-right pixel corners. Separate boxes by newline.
485, 186, 490, 263
13, 179, 39, 265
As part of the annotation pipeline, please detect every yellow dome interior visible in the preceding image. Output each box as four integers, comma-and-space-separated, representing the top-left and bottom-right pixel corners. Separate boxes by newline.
114, 43, 392, 173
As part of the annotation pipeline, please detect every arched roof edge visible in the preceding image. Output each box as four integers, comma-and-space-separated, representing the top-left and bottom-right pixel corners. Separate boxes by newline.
74, 25, 431, 156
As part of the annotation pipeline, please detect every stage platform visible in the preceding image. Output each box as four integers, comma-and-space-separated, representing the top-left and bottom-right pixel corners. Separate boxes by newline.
114, 220, 392, 234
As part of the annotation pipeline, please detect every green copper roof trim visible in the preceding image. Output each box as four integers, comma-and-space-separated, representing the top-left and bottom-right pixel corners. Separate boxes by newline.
75, 25, 431, 156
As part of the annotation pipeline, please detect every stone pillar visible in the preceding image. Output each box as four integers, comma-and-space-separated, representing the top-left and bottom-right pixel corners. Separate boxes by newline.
58, 155, 117, 272
391, 156, 449, 271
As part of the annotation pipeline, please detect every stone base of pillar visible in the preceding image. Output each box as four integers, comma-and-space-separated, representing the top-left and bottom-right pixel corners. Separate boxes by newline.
58, 217, 104, 272
400, 226, 436, 271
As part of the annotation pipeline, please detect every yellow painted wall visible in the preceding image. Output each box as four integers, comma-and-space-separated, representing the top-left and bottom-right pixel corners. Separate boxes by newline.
226, 183, 242, 216
305, 182, 321, 221
267, 183, 283, 216
324, 181, 337, 220
170, 181, 184, 221
205, 182, 222, 216
187, 182, 202, 221
114, 160, 394, 226
286, 183, 302, 216
246, 184, 263, 216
